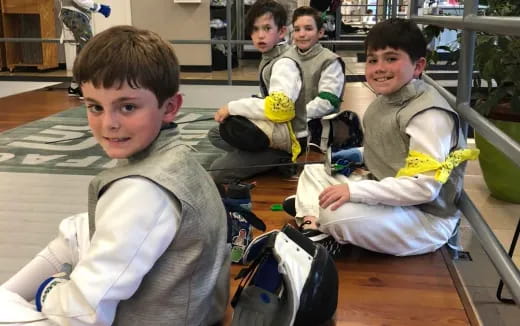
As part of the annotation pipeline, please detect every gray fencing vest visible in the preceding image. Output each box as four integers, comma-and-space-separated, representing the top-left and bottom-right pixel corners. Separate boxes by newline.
259, 43, 307, 137
284, 43, 346, 150
363, 80, 466, 217
258, 43, 290, 97
283, 43, 345, 110
88, 128, 229, 325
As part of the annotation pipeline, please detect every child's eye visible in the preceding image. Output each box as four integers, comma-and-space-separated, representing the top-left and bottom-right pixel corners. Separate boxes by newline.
386, 57, 397, 62
264, 26, 271, 32
87, 105, 103, 114
367, 58, 377, 64
121, 104, 136, 113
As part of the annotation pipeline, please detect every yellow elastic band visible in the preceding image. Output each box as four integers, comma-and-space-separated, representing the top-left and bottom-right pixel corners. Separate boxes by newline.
264, 92, 301, 161
396, 149, 480, 183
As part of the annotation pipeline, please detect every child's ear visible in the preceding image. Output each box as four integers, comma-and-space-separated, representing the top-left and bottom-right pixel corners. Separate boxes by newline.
278, 25, 287, 40
413, 57, 427, 78
318, 27, 325, 38
162, 93, 183, 124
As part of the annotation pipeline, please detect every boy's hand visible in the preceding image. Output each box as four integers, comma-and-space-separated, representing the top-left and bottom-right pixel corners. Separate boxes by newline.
319, 184, 350, 211
97, 4, 111, 18
214, 106, 230, 123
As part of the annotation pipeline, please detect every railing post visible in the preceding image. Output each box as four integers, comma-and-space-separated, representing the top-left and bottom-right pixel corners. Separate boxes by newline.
409, 0, 418, 17
226, 0, 234, 85
391, 0, 398, 18
456, 0, 478, 137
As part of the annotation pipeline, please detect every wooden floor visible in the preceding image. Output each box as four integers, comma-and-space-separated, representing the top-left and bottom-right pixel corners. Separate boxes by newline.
0, 88, 79, 132
224, 175, 472, 326
0, 88, 473, 325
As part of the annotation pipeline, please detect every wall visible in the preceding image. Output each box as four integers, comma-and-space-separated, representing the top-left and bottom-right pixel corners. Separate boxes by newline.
57, 0, 210, 68
92, 0, 133, 33
130, 0, 211, 66
57, 0, 132, 67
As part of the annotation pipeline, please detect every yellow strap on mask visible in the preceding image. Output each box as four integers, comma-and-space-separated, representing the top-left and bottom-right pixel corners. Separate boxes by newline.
264, 92, 301, 161
396, 149, 480, 183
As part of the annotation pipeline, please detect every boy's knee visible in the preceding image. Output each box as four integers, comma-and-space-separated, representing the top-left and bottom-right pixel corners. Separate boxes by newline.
207, 126, 220, 140
57, 213, 88, 239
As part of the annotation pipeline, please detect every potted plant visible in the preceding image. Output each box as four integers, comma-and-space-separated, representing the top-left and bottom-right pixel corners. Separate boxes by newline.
423, 0, 520, 203
472, 0, 520, 203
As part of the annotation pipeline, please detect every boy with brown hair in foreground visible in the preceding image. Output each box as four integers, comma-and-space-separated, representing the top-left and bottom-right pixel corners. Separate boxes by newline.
1, 25, 229, 325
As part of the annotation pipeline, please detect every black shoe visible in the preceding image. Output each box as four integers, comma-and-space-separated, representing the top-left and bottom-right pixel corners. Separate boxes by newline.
317, 236, 347, 258
282, 195, 296, 217
68, 86, 83, 99
299, 221, 347, 258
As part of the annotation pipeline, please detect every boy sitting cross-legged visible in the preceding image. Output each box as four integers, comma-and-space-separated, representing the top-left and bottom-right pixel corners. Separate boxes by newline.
208, 0, 308, 183
285, 18, 478, 257
1, 25, 229, 325
288, 5, 346, 152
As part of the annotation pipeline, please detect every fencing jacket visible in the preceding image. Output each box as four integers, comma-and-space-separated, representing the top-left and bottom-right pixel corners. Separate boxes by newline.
283, 43, 345, 119
41, 128, 229, 325
258, 42, 307, 138
362, 79, 466, 217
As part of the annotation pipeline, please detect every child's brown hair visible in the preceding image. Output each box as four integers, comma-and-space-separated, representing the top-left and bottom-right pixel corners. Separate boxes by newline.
245, 0, 287, 36
365, 18, 427, 62
292, 6, 323, 29
73, 25, 180, 106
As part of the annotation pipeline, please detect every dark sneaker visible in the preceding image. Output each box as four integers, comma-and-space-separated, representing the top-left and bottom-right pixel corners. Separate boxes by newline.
305, 230, 346, 258
283, 195, 347, 258
300, 227, 330, 242
68, 86, 83, 99
282, 195, 296, 217
299, 221, 347, 258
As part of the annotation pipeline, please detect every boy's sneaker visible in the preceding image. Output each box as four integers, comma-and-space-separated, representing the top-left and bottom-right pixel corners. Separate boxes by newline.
282, 195, 347, 258
320, 237, 347, 259
68, 86, 83, 99
302, 228, 346, 259
299, 219, 347, 259
282, 195, 296, 217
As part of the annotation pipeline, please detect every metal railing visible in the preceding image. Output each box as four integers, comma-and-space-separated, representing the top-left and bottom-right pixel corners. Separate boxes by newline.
410, 0, 520, 306
0, 0, 364, 85
0, 38, 365, 85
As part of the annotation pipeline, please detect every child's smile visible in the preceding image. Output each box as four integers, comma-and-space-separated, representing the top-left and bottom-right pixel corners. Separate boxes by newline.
82, 82, 179, 159
365, 47, 425, 95
104, 136, 131, 145
293, 15, 324, 52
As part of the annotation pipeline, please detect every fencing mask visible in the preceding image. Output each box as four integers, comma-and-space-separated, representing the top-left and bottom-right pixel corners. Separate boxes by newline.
230, 224, 339, 326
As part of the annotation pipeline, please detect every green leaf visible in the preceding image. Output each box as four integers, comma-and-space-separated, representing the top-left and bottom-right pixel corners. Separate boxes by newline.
476, 87, 508, 116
